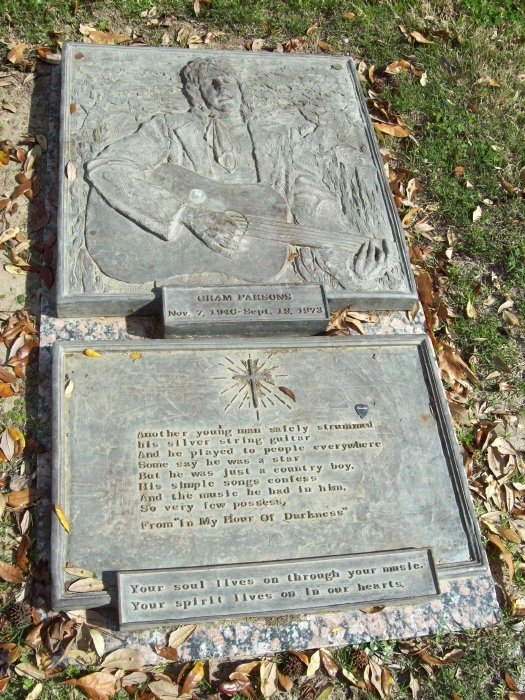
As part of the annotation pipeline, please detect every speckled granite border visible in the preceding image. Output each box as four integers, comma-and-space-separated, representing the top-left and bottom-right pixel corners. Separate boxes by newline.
35, 62, 500, 661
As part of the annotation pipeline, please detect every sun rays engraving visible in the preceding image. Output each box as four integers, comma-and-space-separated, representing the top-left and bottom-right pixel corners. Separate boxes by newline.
214, 355, 293, 419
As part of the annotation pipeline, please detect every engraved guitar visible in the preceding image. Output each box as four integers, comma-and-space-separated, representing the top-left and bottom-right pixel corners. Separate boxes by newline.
152, 163, 377, 252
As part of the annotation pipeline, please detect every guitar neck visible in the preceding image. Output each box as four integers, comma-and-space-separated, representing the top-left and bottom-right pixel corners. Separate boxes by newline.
245, 215, 371, 252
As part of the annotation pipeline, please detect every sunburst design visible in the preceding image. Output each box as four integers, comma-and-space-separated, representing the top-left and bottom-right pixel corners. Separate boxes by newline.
214, 355, 293, 419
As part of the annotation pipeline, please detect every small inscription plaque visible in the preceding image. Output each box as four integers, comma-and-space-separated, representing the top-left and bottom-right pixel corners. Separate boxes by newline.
118, 549, 438, 629
162, 285, 329, 337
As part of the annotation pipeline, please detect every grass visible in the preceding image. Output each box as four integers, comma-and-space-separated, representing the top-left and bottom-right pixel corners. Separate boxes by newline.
1, 0, 525, 697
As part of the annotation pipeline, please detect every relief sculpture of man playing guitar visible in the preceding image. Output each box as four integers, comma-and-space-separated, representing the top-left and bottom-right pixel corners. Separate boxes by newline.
85, 57, 404, 292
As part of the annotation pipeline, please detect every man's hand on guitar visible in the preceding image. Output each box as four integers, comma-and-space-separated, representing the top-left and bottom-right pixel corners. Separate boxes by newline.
183, 207, 249, 259
354, 239, 390, 280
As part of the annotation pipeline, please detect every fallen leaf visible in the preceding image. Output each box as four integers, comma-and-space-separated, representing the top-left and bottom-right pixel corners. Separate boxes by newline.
64, 671, 117, 700
149, 679, 180, 699
307, 650, 321, 677
155, 644, 180, 661
54, 504, 70, 532
2, 100, 17, 114
320, 649, 339, 677
181, 660, 205, 694
70, 103, 77, 114
7, 44, 28, 64
408, 672, 420, 698
385, 59, 412, 74
26, 682, 43, 700
417, 648, 465, 666
89, 629, 105, 657
219, 679, 256, 698
64, 378, 74, 398
472, 205, 482, 222
6, 488, 43, 508
66, 161, 77, 182
101, 647, 144, 671
260, 661, 278, 698
317, 40, 333, 53
0, 560, 25, 584
487, 532, 514, 586
374, 123, 410, 138
277, 672, 293, 692
466, 300, 477, 319
129, 352, 142, 359
168, 624, 196, 648
508, 694, 525, 700
502, 309, 520, 326
122, 672, 149, 687
251, 38, 265, 51
505, 672, 519, 691
84, 348, 102, 357
15, 534, 31, 572
65, 567, 96, 578
478, 76, 500, 87
315, 685, 333, 700
67, 577, 106, 593
438, 345, 479, 385
4, 264, 28, 276
0, 383, 15, 398
342, 12, 356, 19
15, 663, 45, 680
411, 31, 433, 43
278, 386, 296, 401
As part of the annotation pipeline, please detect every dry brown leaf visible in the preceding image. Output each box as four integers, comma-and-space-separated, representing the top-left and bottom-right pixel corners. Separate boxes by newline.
7, 43, 28, 64
0, 383, 15, 398
508, 694, 525, 700
219, 679, 256, 698
168, 624, 196, 648
495, 524, 521, 544
101, 648, 145, 670
417, 648, 465, 666
181, 660, 204, 694
438, 345, 479, 385
155, 644, 180, 660
260, 661, 278, 698
277, 671, 293, 692
342, 12, 356, 19
317, 40, 333, 53
149, 679, 180, 699
486, 532, 514, 586
306, 650, 321, 677
374, 123, 410, 138
6, 488, 43, 508
64, 671, 117, 700
502, 309, 520, 326
505, 672, 519, 691
65, 567, 95, 578
381, 667, 394, 697
291, 651, 309, 665
70, 103, 77, 114
68, 577, 105, 593
0, 560, 25, 584
2, 100, 17, 114
320, 649, 339, 678
278, 386, 296, 401
411, 31, 433, 43
385, 59, 412, 74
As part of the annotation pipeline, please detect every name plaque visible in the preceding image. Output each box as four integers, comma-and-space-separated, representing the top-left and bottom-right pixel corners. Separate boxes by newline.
162, 285, 329, 337
118, 549, 438, 629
